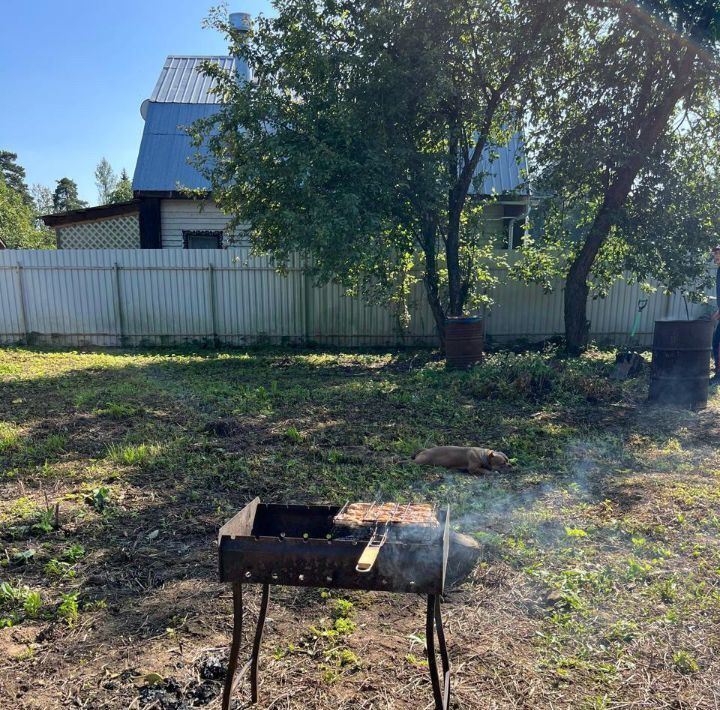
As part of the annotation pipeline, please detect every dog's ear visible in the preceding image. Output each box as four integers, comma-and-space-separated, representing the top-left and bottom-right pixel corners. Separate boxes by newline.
411, 449, 423, 460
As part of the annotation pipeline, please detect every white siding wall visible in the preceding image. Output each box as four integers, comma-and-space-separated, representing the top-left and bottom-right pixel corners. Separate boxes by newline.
160, 199, 248, 248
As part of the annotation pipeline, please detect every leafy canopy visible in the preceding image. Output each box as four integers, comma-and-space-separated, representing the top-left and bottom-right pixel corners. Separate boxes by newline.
52, 177, 87, 213
516, 1, 720, 305
0, 179, 54, 249
192, 0, 577, 332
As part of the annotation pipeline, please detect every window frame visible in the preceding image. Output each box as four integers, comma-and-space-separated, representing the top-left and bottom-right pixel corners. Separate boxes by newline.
182, 230, 224, 249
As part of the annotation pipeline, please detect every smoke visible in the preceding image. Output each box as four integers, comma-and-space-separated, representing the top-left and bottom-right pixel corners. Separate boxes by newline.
426, 437, 611, 548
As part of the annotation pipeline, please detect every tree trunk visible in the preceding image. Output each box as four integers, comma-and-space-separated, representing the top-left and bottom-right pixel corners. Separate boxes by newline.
564, 205, 614, 354
420, 218, 447, 349
424, 272, 446, 350
563, 46, 698, 354
446, 216, 462, 317
564, 271, 591, 356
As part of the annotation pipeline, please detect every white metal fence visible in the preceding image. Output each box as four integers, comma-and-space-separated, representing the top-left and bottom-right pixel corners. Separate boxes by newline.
0, 248, 708, 348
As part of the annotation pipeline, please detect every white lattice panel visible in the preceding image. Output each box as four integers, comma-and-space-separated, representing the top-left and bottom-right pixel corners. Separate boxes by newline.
58, 214, 140, 249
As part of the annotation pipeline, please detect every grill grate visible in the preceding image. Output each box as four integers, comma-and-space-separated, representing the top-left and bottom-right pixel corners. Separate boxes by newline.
333, 500, 438, 527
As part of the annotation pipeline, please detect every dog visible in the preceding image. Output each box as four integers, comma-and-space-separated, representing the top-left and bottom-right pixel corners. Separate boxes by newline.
412, 446, 511, 475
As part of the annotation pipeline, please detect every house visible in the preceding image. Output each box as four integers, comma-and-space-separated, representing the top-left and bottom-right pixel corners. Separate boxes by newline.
44, 12, 529, 250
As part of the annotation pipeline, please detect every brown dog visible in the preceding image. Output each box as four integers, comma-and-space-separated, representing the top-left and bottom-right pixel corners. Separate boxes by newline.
412, 446, 511, 475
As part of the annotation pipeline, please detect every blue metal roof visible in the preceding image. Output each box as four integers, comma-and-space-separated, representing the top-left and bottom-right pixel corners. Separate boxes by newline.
473, 133, 528, 196
134, 55, 528, 195
133, 103, 219, 192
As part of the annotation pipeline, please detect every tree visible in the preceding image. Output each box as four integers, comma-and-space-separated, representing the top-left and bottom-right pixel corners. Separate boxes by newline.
29, 183, 57, 245
0, 150, 31, 205
192, 0, 577, 342
95, 158, 117, 205
523, 1, 720, 353
30, 183, 54, 216
0, 179, 55, 249
107, 168, 133, 203
52, 177, 87, 213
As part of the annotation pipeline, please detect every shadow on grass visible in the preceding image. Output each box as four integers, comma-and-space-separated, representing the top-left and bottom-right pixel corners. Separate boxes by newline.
2, 345, 720, 700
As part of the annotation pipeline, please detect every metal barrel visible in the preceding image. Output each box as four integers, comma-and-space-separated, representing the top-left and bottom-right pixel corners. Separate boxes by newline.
648, 320, 713, 409
445, 317, 484, 369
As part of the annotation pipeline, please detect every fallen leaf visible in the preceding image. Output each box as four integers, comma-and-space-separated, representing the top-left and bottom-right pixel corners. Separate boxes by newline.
146, 529, 159, 540
134, 671, 164, 687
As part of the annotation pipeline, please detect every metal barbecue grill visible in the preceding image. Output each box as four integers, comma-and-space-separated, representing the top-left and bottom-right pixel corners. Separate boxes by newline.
218, 498, 451, 710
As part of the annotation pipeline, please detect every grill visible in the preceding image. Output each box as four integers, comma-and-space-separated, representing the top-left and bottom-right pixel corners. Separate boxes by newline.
218, 498, 451, 710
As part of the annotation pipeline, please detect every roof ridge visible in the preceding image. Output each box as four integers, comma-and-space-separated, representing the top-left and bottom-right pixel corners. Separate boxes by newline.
164, 55, 235, 60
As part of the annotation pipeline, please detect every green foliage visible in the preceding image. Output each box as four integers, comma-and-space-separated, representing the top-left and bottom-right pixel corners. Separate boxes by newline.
284, 426, 302, 443
30, 509, 55, 535
57, 592, 79, 626
0, 150, 31, 204
515, 1, 720, 350
107, 442, 159, 467
12, 549, 36, 565
0, 581, 27, 605
108, 169, 133, 204
84, 486, 111, 512
0, 582, 42, 625
52, 177, 87, 213
82, 598, 107, 612
44, 559, 76, 578
30, 183, 54, 216
564, 527, 588, 538
0, 179, 54, 249
23, 591, 42, 617
193, 1, 575, 332
62, 544, 85, 563
94, 158, 117, 205
0, 421, 20, 451
332, 598, 354, 618
672, 650, 700, 674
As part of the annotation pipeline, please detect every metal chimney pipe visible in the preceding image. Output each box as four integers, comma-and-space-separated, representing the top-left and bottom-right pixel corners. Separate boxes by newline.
229, 12, 252, 82
229, 12, 251, 33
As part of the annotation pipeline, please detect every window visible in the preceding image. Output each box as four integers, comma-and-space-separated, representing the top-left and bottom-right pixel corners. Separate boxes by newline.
182, 230, 223, 249
498, 204, 528, 250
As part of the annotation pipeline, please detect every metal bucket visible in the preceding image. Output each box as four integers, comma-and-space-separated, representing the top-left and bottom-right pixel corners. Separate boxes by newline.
648, 319, 713, 409
445, 317, 484, 369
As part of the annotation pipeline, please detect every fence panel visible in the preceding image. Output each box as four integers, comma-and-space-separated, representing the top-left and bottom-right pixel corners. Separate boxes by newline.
0, 249, 710, 348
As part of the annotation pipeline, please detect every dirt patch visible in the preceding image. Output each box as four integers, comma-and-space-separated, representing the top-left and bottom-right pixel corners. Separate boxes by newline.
2, 347, 720, 708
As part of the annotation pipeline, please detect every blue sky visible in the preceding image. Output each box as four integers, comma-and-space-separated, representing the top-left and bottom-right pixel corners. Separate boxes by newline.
1, 1, 274, 205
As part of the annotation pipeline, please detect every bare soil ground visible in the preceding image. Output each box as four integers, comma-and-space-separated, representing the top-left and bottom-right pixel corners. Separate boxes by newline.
1, 347, 720, 709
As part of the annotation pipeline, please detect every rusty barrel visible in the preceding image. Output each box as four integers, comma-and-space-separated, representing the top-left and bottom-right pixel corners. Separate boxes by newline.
648, 319, 713, 409
445, 316, 484, 369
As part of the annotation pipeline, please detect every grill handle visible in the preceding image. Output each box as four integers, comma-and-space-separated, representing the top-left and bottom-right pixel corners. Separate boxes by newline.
355, 528, 387, 573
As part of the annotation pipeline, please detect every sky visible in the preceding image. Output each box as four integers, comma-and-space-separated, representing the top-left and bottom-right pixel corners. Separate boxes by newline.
0, 1, 274, 205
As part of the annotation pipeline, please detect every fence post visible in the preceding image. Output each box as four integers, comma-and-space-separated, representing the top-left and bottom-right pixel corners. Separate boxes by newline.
208, 264, 218, 347
303, 264, 311, 345
113, 262, 126, 346
15, 262, 29, 344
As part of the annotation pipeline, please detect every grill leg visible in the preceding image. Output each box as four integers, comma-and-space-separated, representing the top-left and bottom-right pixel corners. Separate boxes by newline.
221, 583, 271, 709
250, 583, 270, 703
426, 594, 450, 710
222, 582, 243, 710
434, 595, 450, 710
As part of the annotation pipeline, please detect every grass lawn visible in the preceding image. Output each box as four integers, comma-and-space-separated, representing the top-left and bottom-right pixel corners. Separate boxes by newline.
1, 346, 720, 709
